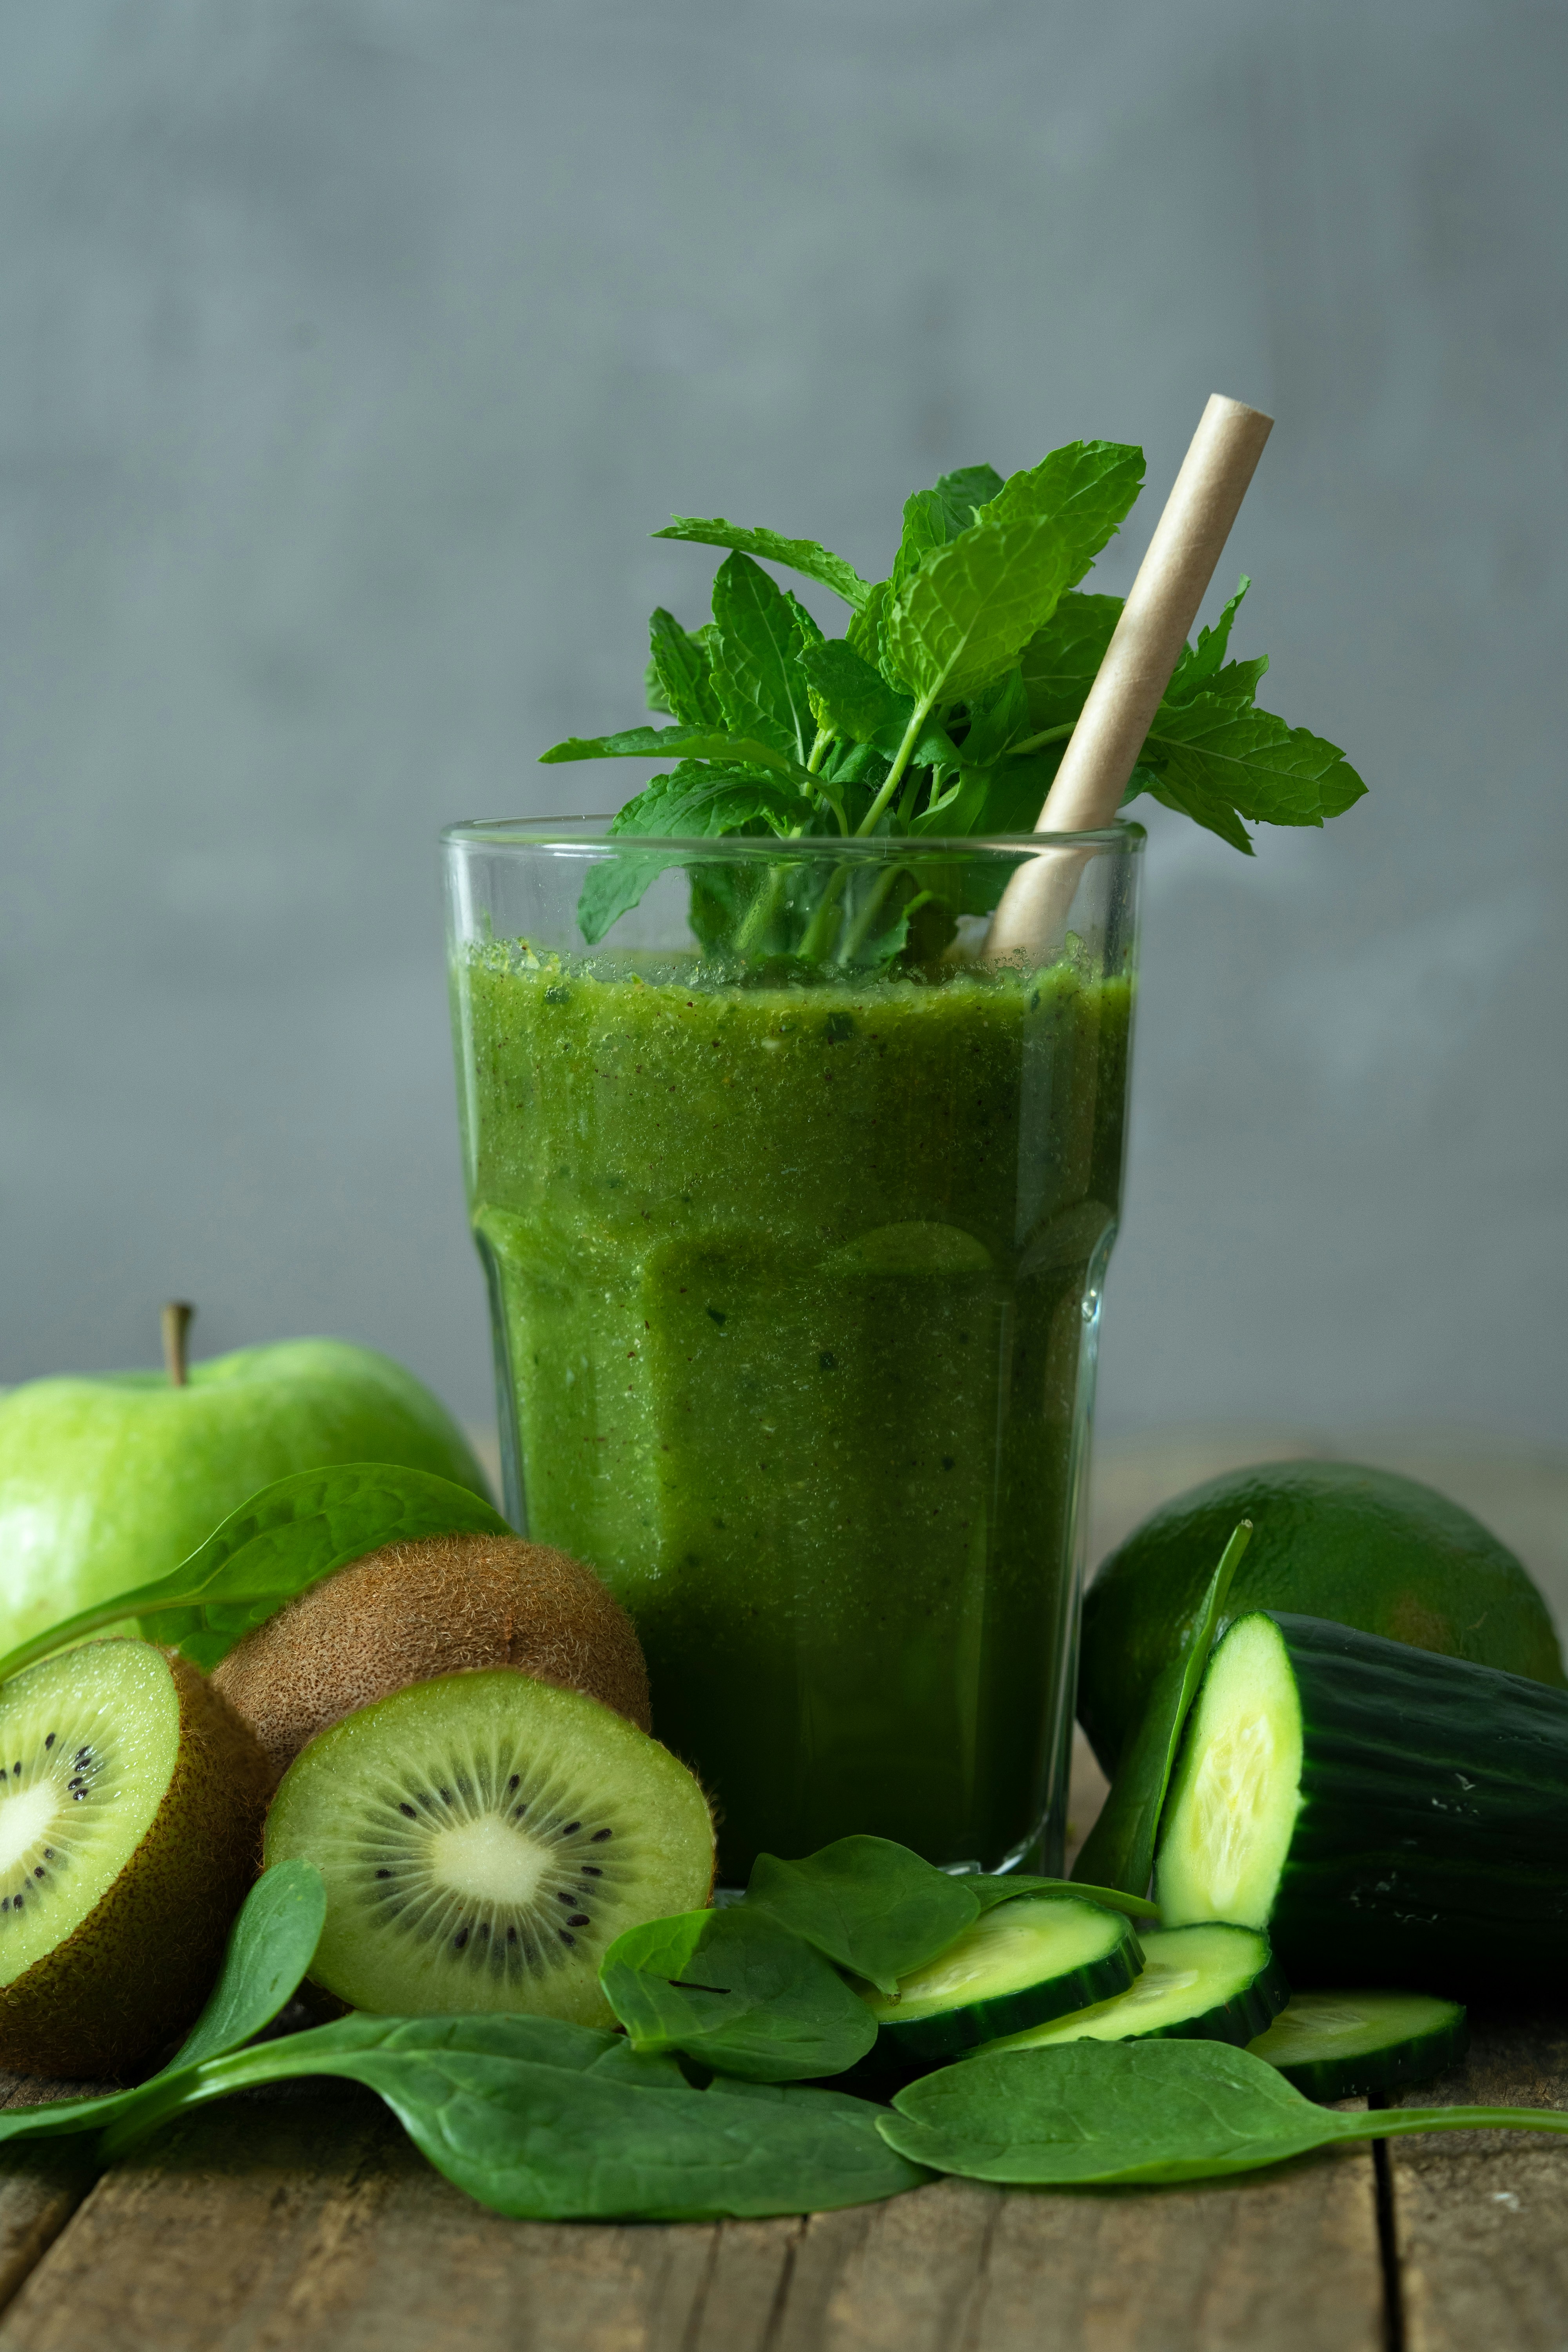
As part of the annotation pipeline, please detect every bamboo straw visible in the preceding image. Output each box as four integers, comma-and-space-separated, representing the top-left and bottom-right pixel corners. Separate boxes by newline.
984, 393, 1274, 960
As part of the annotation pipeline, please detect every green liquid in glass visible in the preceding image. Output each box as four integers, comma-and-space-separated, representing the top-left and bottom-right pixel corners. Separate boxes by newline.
460, 949, 1133, 1880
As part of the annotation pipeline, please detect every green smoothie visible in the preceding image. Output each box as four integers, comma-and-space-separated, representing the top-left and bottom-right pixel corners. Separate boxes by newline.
456, 940, 1133, 1880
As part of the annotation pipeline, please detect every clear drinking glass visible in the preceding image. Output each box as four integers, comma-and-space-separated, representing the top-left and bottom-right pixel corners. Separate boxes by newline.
443, 818, 1142, 1882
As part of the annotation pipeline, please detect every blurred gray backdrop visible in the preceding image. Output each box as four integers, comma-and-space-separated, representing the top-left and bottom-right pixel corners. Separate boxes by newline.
4, 0, 1566, 1449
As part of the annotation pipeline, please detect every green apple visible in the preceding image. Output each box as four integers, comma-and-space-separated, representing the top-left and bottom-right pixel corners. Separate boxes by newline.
0, 1336, 493, 1657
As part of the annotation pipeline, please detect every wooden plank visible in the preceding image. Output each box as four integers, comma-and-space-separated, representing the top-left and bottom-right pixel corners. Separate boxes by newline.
0, 2074, 105, 2321
1385, 2009, 1568, 2352
0, 2075, 1386, 2352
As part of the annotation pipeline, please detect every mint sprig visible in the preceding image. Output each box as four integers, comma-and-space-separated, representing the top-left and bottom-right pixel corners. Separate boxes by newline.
546, 446, 1367, 958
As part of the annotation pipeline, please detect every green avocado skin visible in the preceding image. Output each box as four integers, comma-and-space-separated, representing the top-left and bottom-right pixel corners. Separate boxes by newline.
0, 1340, 492, 1659
1079, 1460, 1567, 1778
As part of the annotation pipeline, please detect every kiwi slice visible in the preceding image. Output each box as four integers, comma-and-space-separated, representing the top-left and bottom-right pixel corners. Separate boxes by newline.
212, 1533, 651, 1782
263, 1670, 714, 2024
0, 1641, 271, 2079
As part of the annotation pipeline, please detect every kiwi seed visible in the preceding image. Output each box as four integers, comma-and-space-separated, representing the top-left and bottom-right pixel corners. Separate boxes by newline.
212, 1533, 651, 1782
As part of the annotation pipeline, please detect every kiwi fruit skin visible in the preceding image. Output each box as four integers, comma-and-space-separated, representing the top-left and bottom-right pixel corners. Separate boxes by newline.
212, 1533, 652, 1783
263, 1668, 715, 2026
0, 1646, 271, 2082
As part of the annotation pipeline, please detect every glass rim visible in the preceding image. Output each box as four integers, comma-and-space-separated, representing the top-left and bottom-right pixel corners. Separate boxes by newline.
442, 815, 1146, 856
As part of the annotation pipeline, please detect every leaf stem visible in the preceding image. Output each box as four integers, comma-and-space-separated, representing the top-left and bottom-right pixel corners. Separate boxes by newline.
1340, 2105, 1568, 2144
855, 697, 936, 837
1003, 721, 1074, 760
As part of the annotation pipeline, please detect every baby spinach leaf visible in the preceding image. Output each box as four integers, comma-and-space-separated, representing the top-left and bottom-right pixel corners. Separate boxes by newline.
540, 723, 811, 783
654, 515, 871, 611
967, 1874, 1160, 1922
885, 442, 1144, 707
1071, 1522, 1252, 1897
114, 2011, 926, 2219
0, 1467, 512, 1684
709, 554, 819, 768
0, 1860, 327, 2149
744, 1835, 980, 1995
648, 607, 723, 728
882, 2037, 1568, 2187
600, 1906, 877, 2081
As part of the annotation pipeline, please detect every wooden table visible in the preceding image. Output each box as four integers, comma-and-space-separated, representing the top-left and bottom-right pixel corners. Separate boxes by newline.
0, 2010, 1564, 2352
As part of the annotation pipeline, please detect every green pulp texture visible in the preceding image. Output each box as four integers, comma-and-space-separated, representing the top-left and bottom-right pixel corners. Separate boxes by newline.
458, 947, 1133, 1880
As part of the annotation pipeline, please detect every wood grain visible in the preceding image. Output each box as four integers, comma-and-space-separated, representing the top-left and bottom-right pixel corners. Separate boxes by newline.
1384, 2009, 1568, 2352
0, 2073, 103, 2321
0, 2075, 1386, 2352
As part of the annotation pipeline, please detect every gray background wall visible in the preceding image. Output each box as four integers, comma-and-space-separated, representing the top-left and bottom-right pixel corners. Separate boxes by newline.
4, 0, 1565, 1450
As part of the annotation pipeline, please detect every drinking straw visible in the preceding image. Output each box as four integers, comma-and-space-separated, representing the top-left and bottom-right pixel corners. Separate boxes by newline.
985, 392, 1274, 960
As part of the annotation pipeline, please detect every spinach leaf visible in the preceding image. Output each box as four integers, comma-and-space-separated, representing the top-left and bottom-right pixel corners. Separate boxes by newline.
744, 1835, 980, 1995
710, 554, 819, 768
0, 1467, 512, 1683
967, 1875, 1160, 1922
647, 608, 722, 728
884, 442, 1143, 707
653, 515, 871, 612
110, 2011, 926, 2219
881, 2038, 1568, 2187
1071, 1522, 1252, 1897
540, 724, 812, 784
600, 1906, 877, 2081
0, 1860, 326, 2149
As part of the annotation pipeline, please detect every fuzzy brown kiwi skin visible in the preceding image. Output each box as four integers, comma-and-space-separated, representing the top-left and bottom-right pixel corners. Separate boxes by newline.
211, 1533, 652, 1783
0, 1650, 272, 2082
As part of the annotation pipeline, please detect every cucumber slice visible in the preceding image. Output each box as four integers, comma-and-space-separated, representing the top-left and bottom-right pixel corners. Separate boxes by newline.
859, 1895, 1141, 2061
968, 1923, 1287, 2057
1248, 1989, 1469, 2101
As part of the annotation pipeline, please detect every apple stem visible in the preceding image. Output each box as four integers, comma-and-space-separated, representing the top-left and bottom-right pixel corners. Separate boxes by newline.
161, 1301, 195, 1388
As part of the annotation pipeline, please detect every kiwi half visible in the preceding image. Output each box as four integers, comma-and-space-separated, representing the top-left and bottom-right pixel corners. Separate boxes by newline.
262, 1670, 713, 2024
0, 1641, 271, 2079
212, 1533, 651, 1781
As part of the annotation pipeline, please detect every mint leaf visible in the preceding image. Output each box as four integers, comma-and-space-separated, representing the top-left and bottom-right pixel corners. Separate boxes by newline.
1020, 591, 1122, 731
648, 608, 722, 729
890, 465, 1007, 600
1162, 577, 1261, 705
540, 723, 811, 784
846, 577, 893, 682
957, 666, 1029, 767
798, 641, 957, 768
1138, 697, 1368, 849
576, 762, 809, 943
710, 553, 818, 767
885, 441, 1143, 706
655, 515, 871, 611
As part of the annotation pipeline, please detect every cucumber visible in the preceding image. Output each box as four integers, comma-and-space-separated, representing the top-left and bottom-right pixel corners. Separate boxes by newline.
859, 1895, 1141, 2061
1158, 1610, 1568, 1990
1248, 1990, 1469, 2102
968, 1924, 1286, 2058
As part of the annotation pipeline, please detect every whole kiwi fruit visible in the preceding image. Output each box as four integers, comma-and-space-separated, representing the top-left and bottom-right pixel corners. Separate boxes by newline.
211, 1532, 651, 1781
0, 1639, 271, 2079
